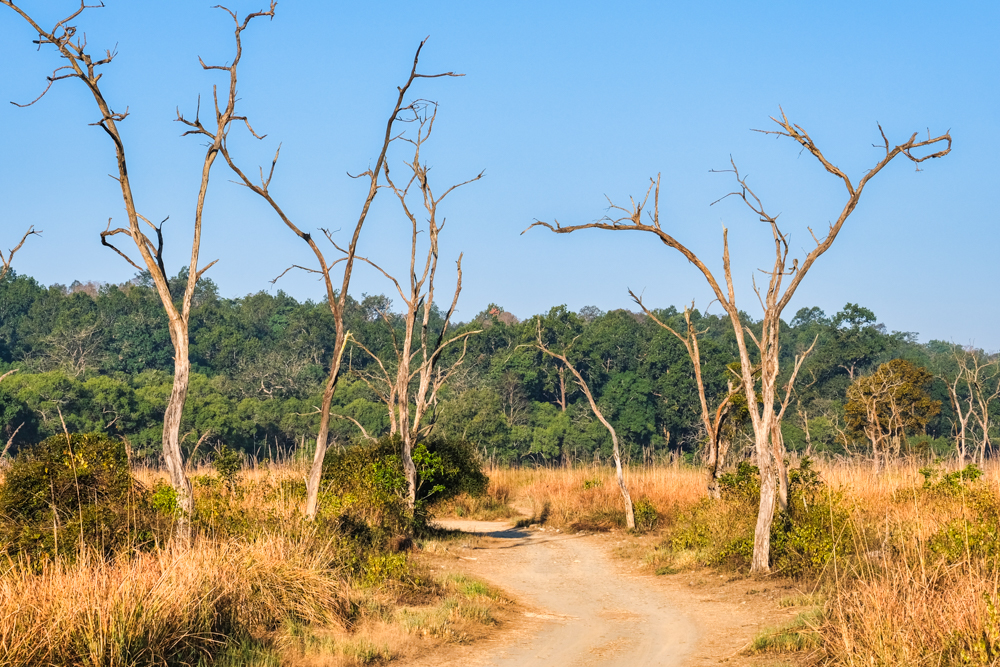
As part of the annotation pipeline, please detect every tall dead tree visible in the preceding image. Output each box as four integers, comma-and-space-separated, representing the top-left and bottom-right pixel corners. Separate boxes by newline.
528, 110, 950, 572
532, 319, 635, 529
3, 1, 275, 542
349, 102, 482, 508
218, 39, 465, 518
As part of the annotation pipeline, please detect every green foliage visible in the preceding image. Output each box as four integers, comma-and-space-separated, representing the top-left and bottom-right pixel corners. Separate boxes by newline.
718, 461, 761, 504
666, 457, 847, 577
322, 435, 488, 538
582, 477, 603, 490
632, 497, 659, 532
150, 481, 179, 515
919, 462, 983, 492
213, 444, 242, 489
0, 433, 163, 560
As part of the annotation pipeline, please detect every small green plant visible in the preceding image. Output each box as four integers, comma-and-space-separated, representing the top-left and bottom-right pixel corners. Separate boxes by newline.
150, 480, 179, 515
583, 477, 603, 490
718, 461, 761, 504
748, 609, 823, 654
920, 462, 983, 493
213, 444, 242, 489
633, 496, 659, 532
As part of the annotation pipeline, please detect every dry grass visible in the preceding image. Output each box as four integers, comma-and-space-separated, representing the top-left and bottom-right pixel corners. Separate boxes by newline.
0, 461, 511, 667
0, 534, 349, 667
482, 464, 706, 530
471, 459, 1000, 666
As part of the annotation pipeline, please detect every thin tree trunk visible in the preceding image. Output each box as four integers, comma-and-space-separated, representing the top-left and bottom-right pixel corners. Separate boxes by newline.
305, 331, 350, 519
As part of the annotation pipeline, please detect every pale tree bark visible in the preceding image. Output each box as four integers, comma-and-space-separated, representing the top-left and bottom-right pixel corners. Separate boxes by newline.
946, 347, 1000, 466
532, 320, 635, 529
218, 39, 463, 519
348, 103, 482, 508
527, 109, 950, 572
3, 1, 277, 543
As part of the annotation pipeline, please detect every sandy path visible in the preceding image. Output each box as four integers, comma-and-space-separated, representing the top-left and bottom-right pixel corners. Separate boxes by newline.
429, 519, 700, 667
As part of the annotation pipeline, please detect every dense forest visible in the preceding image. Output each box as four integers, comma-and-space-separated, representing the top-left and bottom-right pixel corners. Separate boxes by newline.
0, 269, 992, 466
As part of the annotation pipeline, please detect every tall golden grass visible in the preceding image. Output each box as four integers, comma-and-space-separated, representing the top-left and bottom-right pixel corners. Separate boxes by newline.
477, 458, 1000, 665
0, 534, 349, 666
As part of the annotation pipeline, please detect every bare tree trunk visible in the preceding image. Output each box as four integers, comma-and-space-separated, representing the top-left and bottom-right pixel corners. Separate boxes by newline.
751, 450, 777, 573
4, 2, 281, 543
218, 41, 459, 519
534, 322, 635, 529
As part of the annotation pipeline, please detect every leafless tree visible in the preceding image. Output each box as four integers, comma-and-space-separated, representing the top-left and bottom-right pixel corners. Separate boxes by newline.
532, 319, 635, 529
3, 1, 276, 542
1, 227, 39, 285
945, 346, 1000, 465
349, 102, 482, 508
527, 109, 950, 572
217, 37, 468, 517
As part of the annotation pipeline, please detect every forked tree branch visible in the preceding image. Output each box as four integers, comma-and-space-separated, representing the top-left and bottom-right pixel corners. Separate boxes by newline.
0, 226, 40, 282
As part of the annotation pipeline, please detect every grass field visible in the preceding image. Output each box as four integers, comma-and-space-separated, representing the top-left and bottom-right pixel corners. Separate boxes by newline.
464, 458, 1000, 666
2, 453, 998, 666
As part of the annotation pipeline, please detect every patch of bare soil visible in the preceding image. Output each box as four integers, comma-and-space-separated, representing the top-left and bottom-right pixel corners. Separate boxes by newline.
408, 519, 809, 667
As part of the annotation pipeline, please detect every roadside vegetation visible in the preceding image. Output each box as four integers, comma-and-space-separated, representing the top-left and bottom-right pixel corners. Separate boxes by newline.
0, 433, 507, 667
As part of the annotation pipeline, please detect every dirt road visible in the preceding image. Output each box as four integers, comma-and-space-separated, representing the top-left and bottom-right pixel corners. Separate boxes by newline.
429, 519, 699, 666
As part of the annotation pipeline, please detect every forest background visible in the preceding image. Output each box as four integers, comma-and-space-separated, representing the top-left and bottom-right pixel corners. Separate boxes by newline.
0, 269, 977, 466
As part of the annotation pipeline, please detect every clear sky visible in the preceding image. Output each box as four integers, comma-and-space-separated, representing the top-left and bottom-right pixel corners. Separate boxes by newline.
2, 1, 997, 348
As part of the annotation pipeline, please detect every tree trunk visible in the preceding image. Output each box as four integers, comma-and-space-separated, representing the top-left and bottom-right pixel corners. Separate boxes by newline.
304, 362, 339, 519
772, 423, 789, 513
750, 449, 776, 573
163, 325, 194, 544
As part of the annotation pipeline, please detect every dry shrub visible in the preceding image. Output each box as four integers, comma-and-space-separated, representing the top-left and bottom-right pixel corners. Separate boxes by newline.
0, 534, 350, 667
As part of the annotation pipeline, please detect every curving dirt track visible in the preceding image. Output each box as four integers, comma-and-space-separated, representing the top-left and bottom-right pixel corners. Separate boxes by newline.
427, 519, 700, 667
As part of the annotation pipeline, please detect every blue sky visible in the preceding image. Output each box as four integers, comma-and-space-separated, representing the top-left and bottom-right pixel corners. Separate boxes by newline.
2, 1, 997, 347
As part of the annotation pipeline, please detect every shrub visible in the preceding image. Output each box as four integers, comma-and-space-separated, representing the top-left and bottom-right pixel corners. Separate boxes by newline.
213, 444, 242, 489
0, 433, 162, 560
322, 435, 488, 534
632, 497, 659, 532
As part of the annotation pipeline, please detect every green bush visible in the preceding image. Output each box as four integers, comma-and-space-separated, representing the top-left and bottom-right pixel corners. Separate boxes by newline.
213, 444, 242, 489
0, 433, 163, 560
322, 435, 488, 535
633, 497, 659, 532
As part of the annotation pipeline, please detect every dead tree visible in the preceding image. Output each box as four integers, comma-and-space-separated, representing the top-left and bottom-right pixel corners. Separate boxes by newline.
527, 109, 950, 572
348, 102, 482, 508
1, 227, 39, 284
532, 319, 635, 529
630, 298, 737, 499
3, 1, 276, 542
945, 346, 1000, 466
218, 40, 467, 517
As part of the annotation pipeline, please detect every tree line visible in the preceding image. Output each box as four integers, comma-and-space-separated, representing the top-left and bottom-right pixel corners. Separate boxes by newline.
2, 269, 992, 467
